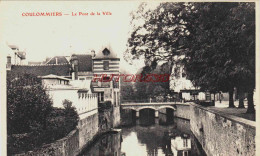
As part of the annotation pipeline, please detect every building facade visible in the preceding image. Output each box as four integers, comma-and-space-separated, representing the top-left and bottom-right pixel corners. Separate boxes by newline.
6, 44, 121, 116
170, 62, 206, 101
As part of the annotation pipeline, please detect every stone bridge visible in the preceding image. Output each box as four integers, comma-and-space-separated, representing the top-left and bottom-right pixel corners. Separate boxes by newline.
121, 102, 178, 118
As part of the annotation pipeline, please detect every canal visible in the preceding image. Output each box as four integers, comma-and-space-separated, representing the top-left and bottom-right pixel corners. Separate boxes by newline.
79, 109, 206, 156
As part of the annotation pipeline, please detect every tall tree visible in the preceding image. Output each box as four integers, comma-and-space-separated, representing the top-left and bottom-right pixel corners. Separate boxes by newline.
126, 2, 255, 113
126, 2, 190, 72
183, 2, 255, 111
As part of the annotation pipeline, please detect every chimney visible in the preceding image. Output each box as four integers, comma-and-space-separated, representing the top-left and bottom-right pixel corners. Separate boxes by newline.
55, 57, 58, 65
91, 50, 96, 58
70, 54, 78, 80
6, 55, 11, 70
74, 59, 78, 80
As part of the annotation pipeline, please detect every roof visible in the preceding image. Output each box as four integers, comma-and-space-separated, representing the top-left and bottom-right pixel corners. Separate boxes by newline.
94, 46, 118, 59
46, 56, 69, 65
73, 54, 93, 72
70, 80, 92, 92
8, 44, 19, 50
17, 51, 26, 59
9, 64, 71, 77
28, 61, 43, 65
40, 74, 71, 81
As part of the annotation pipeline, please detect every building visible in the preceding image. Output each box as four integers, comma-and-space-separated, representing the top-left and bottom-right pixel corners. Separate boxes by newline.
92, 46, 120, 106
170, 56, 236, 103
171, 134, 191, 156
69, 46, 121, 127
70, 46, 120, 107
170, 56, 206, 102
7, 45, 121, 116
45, 56, 70, 65
40, 74, 98, 120
8, 44, 26, 65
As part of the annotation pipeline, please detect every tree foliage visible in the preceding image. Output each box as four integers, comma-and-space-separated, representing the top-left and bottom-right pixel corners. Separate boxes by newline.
7, 73, 53, 134
133, 63, 171, 101
126, 2, 189, 67
62, 99, 79, 132
126, 2, 255, 113
7, 74, 79, 154
183, 2, 255, 111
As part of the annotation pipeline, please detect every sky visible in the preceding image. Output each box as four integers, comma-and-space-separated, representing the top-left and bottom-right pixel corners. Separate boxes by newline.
0, 1, 147, 73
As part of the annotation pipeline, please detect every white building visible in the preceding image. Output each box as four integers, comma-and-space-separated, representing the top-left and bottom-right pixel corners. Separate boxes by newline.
170, 56, 206, 101
7, 44, 26, 65
40, 74, 98, 120
171, 135, 191, 156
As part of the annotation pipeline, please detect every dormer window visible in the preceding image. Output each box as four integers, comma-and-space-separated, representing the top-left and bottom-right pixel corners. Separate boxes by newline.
102, 48, 110, 56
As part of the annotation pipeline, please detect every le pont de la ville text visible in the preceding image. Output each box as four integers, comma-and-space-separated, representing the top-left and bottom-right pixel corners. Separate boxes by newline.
21, 12, 112, 16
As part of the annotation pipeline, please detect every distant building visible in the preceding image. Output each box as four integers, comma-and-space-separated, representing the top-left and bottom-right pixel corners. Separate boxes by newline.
45, 56, 70, 65
170, 56, 234, 102
8, 44, 26, 65
70, 54, 93, 80
170, 56, 206, 101
171, 134, 191, 156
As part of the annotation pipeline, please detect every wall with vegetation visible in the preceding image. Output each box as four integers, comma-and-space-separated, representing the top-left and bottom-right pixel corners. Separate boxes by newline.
15, 129, 79, 156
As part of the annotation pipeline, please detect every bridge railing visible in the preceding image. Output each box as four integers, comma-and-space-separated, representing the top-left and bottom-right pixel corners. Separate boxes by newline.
121, 98, 182, 104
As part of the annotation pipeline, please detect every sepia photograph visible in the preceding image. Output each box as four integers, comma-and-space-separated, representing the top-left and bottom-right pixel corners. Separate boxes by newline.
0, 1, 258, 156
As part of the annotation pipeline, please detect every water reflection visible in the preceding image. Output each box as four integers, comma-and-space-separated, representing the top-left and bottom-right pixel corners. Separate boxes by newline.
79, 110, 206, 156
79, 131, 121, 156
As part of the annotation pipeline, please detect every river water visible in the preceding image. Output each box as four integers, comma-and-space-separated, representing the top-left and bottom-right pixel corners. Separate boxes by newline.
79, 110, 206, 156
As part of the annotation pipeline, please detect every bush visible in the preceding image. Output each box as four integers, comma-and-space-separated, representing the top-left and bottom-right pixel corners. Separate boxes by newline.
7, 73, 79, 154
8, 107, 79, 155
7, 73, 53, 134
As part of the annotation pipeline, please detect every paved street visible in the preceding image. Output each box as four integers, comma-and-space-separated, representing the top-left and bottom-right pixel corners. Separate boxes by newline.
209, 100, 255, 121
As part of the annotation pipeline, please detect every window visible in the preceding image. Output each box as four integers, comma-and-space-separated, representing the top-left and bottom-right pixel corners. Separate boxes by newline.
182, 72, 186, 78
114, 92, 116, 106
103, 61, 109, 70
183, 138, 188, 147
103, 76, 110, 81
102, 48, 110, 56
98, 92, 104, 102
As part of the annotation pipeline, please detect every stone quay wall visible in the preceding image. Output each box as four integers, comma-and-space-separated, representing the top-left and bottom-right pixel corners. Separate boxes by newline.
15, 129, 79, 156
78, 113, 99, 149
190, 103, 256, 156
174, 103, 191, 120
15, 111, 100, 156
98, 106, 121, 134
13, 102, 122, 156
112, 106, 121, 127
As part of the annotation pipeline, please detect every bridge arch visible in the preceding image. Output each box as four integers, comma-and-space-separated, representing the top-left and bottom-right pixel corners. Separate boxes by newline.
136, 106, 157, 112
158, 106, 176, 111
122, 107, 138, 111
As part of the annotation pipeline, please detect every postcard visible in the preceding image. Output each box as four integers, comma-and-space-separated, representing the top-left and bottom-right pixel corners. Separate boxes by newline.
0, 1, 258, 156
